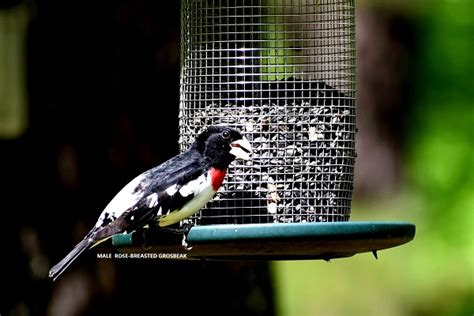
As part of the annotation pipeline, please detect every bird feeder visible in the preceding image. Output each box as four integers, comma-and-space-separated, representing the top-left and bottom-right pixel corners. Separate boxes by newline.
112, 0, 415, 259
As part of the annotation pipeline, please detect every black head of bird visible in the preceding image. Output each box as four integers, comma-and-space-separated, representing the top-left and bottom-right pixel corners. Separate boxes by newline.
193, 125, 252, 169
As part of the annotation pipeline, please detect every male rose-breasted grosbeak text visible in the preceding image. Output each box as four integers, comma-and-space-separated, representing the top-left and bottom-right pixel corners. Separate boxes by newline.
49, 125, 252, 280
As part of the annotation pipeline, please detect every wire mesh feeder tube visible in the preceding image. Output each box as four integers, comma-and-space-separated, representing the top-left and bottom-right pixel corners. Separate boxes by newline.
179, 0, 356, 225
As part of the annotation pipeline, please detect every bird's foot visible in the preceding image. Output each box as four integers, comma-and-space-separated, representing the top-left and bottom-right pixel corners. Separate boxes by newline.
181, 234, 192, 251
153, 222, 194, 236
180, 222, 194, 235
180, 222, 194, 250
149, 223, 194, 250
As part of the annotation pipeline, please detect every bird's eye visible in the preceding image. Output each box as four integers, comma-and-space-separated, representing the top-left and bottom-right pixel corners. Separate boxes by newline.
222, 130, 230, 139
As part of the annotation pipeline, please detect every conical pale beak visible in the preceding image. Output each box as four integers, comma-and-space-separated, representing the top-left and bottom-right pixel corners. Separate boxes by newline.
229, 137, 252, 160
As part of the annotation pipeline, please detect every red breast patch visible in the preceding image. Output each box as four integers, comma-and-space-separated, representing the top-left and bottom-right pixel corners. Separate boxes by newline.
209, 167, 227, 191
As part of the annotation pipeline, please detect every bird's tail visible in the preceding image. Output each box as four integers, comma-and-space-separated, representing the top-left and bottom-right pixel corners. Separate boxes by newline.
49, 238, 93, 281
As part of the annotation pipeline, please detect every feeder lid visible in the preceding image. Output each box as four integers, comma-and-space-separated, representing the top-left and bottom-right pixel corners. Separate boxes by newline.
111, 221, 415, 260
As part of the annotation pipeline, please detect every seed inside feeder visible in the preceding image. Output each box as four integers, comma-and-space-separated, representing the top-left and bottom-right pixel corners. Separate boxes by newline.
180, 79, 355, 225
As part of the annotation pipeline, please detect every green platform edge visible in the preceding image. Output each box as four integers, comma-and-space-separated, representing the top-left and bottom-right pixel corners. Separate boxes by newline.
111, 221, 416, 260
185, 221, 415, 242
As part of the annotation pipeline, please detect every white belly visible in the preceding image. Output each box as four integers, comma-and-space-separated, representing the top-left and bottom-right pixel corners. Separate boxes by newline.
158, 185, 215, 227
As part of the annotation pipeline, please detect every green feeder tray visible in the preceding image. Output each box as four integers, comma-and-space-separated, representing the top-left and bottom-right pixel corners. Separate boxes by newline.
111, 221, 415, 261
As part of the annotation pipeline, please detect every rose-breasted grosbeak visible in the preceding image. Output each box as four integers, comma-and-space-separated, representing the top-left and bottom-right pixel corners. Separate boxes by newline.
49, 125, 252, 280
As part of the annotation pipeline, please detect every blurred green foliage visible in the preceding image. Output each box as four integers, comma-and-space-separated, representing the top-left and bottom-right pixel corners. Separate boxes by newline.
0, 4, 29, 139
273, 0, 474, 315
260, 0, 304, 81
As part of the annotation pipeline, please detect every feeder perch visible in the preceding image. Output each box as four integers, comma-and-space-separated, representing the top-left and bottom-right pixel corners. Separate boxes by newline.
112, 0, 415, 259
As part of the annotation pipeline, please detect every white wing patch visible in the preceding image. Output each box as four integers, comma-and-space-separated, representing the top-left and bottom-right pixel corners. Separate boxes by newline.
95, 173, 147, 228
146, 192, 159, 208
165, 184, 178, 196
179, 173, 207, 197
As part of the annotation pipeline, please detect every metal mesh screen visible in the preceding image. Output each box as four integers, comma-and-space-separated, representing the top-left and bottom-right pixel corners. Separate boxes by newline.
179, 0, 356, 225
